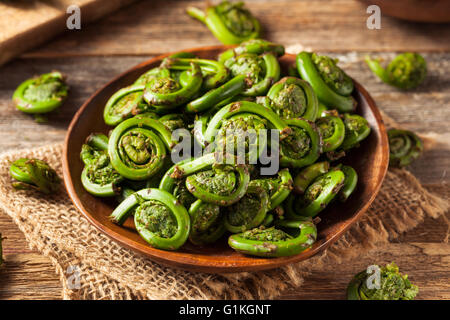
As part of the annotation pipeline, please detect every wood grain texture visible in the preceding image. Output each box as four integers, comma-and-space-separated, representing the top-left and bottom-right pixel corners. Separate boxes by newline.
0, 0, 137, 65
0, 0, 448, 299
22, 0, 450, 59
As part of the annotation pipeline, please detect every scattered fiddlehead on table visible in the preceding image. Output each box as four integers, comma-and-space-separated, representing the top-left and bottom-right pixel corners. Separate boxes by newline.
13, 71, 68, 116
365, 53, 427, 90
110, 188, 190, 250
388, 129, 423, 167
186, 1, 261, 45
296, 52, 356, 113
10, 158, 60, 194
347, 262, 418, 300
80, 133, 123, 197
228, 219, 317, 257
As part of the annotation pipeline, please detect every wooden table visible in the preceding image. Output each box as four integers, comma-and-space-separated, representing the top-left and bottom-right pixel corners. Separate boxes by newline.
0, 0, 448, 299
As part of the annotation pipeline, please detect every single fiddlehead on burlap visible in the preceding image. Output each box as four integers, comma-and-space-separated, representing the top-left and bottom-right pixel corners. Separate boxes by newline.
10, 158, 60, 194
296, 52, 356, 113
365, 53, 427, 90
108, 116, 175, 180
347, 262, 419, 300
80, 133, 124, 197
388, 129, 423, 167
187, 1, 261, 45
13, 71, 68, 115
228, 218, 317, 257
110, 189, 190, 250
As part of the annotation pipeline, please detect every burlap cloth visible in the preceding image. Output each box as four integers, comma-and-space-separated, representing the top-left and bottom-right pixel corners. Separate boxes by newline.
0, 115, 448, 299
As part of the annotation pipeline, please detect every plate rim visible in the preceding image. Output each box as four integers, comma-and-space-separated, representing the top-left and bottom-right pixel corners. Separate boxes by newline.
63, 45, 389, 273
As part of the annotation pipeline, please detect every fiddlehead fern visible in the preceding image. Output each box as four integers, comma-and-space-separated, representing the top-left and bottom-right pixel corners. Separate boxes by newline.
315, 110, 346, 152
13, 71, 68, 114
188, 199, 226, 245
228, 219, 317, 257
187, 1, 261, 45
266, 77, 319, 121
103, 85, 146, 126
110, 188, 190, 250
143, 62, 203, 112
80, 133, 123, 197
159, 153, 250, 206
336, 165, 358, 202
339, 114, 371, 151
161, 57, 229, 91
293, 161, 330, 194
279, 118, 322, 168
296, 52, 356, 113
223, 52, 280, 96
388, 129, 423, 167
224, 185, 269, 233
347, 262, 418, 300
186, 75, 248, 113
108, 116, 175, 180
365, 53, 427, 90
218, 39, 285, 63
286, 169, 345, 218
249, 168, 293, 209
10, 158, 60, 194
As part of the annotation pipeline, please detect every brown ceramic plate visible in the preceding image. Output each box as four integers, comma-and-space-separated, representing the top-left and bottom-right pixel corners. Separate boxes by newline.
63, 46, 389, 273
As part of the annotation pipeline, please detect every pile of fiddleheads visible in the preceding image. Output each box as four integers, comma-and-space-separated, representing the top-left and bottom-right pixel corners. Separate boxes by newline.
79, 39, 373, 257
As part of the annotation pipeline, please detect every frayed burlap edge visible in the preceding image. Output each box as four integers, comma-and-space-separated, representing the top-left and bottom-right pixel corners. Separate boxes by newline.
0, 142, 448, 300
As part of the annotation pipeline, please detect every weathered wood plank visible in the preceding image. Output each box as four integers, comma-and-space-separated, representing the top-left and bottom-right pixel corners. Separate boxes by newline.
22, 0, 450, 59
0, 0, 137, 66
